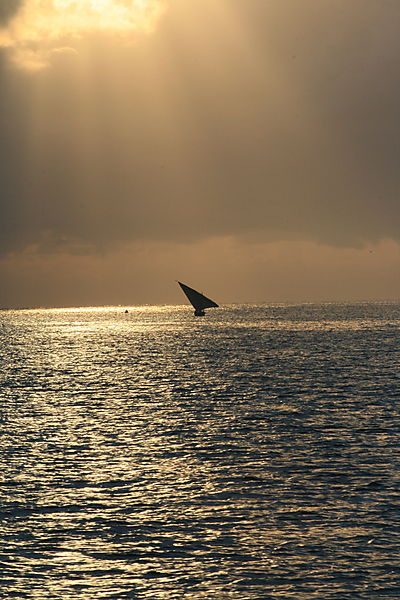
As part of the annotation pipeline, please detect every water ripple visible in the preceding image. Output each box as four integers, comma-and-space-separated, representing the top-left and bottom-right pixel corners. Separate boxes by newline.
1, 303, 399, 599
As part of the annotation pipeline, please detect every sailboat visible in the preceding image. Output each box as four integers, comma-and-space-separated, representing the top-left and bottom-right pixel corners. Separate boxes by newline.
178, 282, 219, 316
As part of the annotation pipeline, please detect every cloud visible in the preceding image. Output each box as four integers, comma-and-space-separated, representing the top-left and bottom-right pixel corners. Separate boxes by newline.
0, 0, 399, 262
0, 0, 23, 26
0, 0, 166, 69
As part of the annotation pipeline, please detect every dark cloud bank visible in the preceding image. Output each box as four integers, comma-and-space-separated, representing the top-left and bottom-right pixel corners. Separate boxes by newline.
0, 0, 23, 25
1, 0, 399, 258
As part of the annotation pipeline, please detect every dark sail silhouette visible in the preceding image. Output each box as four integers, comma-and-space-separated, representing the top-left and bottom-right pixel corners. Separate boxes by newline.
178, 282, 219, 316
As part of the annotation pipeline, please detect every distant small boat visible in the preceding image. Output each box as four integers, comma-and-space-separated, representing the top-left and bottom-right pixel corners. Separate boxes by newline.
178, 281, 219, 316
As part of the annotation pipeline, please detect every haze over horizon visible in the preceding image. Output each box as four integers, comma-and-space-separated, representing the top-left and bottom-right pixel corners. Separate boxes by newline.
1, 0, 399, 309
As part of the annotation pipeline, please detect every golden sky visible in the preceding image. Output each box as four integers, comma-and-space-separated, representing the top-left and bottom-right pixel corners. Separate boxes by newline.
1, 0, 399, 307
0, 0, 165, 69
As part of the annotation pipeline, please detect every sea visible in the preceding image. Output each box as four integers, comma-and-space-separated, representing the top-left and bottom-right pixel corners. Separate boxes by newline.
0, 303, 399, 600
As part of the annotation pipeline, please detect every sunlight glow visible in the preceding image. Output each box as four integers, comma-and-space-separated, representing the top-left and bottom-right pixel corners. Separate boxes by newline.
0, 0, 166, 69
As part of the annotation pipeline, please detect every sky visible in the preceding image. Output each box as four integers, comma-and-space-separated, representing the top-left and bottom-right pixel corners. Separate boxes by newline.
1, 0, 399, 308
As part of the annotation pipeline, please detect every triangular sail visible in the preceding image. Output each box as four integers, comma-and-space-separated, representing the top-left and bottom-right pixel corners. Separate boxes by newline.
178, 282, 219, 311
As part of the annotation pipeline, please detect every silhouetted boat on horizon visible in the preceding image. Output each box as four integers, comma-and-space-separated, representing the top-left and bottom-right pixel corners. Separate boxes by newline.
178, 282, 219, 316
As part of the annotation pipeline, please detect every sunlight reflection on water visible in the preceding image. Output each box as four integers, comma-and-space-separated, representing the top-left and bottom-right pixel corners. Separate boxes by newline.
1, 303, 399, 599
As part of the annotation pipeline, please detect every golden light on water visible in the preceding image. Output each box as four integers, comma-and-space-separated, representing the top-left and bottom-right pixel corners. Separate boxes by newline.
0, 0, 166, 69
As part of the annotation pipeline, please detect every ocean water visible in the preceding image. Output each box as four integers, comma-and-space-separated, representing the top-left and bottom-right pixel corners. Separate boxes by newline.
0, 303, 399, 600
